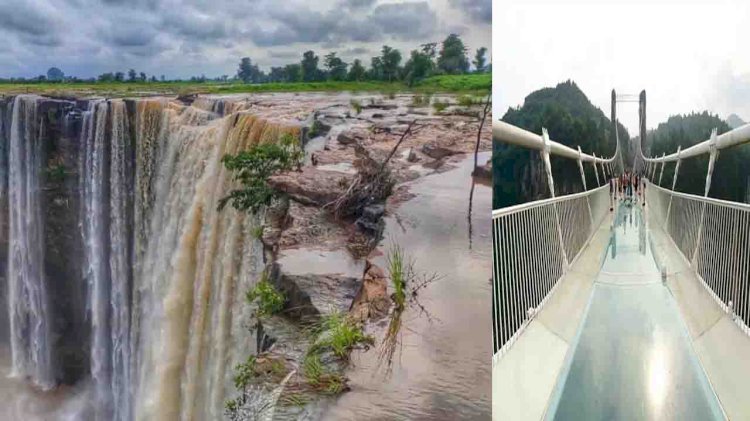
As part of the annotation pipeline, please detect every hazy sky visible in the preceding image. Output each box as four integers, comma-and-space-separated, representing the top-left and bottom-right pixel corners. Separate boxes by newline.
0, 0, 490, 79
493, 0, 750, 135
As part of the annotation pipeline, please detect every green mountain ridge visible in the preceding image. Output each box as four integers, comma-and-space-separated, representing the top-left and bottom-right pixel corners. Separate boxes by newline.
493, 80, 628, 208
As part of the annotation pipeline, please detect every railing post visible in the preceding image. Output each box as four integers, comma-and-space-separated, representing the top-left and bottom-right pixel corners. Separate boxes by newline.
691, 129, 720, 264
665, 146, 682, 229
658, 153, 666, 185
541, 128, 569, 267
592, 152, 601, 186
577, 146, 595, 227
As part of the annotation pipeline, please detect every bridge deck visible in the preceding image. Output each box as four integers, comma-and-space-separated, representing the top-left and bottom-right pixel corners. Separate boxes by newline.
545, 202, 723, 420
493, 197, 750, 421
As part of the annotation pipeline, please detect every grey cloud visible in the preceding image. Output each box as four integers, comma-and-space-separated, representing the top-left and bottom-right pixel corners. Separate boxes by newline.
370, 2, 438, 40
449, 0, 491, 24
0, 0, 489, 79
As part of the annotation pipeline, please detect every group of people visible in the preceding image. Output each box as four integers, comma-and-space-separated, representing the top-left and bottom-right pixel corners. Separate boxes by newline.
609, 171, 645, 205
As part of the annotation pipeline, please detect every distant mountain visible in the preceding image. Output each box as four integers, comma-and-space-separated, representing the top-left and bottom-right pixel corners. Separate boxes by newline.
493, 80, 629, 208
726, 113, 746, 129
647, 112, 748, 202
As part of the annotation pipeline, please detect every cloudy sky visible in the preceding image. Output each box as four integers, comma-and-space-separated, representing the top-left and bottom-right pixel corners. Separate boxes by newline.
494, 0, 750, 134
0, 0, 490, 80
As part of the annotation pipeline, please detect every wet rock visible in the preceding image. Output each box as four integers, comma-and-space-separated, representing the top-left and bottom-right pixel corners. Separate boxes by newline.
422, 142, 461, 160
176, 93, 198, 105
267, 264, 361, 321
350, 261, 391, 321
406, 148, 418, 162
364, 103, 398, 110
336, 132, 358, 145
473, 159, 492, 180
268, 167, 352, 207
361, 204, 385, 220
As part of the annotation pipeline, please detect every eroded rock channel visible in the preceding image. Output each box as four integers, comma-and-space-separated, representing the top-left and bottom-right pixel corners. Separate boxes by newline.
0, 92, 491, 420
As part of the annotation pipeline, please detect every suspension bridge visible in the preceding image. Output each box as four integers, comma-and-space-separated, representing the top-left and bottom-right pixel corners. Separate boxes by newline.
491, 90, 750, 420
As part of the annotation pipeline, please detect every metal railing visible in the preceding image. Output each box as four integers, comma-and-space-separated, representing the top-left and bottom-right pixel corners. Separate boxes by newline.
492, 120, 618, 359
639, 123, 750, 336
492, 185, 610, 358
647, 183, 750, 336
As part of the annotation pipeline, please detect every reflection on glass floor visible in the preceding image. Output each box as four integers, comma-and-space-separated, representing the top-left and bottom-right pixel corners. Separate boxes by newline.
546, 202, 724, 421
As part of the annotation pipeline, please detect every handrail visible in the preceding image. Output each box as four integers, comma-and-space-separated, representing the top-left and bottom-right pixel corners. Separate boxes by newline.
640, 123, 750, 163
493, 120, 617, 164
492, 184, 609, 218
646, 181, 750, 336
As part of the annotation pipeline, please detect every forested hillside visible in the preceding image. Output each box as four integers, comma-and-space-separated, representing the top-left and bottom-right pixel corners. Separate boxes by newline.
493, 81, 629, 208
646, 112, 750, 202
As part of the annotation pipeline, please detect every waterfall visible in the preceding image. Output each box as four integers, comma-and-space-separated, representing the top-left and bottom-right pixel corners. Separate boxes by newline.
79, 99, 135, 420
3, 95, 299, 420
7, 94, 53, 389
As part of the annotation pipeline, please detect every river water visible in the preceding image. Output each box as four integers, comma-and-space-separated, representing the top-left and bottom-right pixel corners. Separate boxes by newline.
320, 152, 492, 420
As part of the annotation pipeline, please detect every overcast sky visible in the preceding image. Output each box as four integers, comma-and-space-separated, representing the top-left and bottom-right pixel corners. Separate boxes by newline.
0, 0, 490, 80
493, 0, 750, 135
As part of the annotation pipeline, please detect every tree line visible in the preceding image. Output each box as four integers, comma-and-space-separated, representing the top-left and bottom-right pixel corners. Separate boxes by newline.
0, 34, 488, 85
236, 34, 488, 86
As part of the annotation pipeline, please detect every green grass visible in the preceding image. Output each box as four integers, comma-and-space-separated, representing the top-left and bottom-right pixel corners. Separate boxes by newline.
302, 353, 346, 395
387, 245, 407, 310
246, 273, 285, 317
0, 74, 490, 97
316, 312, 372, 358
250, 225, 264, 239
350, 99, 362, 115
432, 99, 450, 113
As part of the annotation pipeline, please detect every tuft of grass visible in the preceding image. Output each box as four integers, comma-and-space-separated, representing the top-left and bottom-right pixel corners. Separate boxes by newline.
303, 353, 324, 386
350, 99, 362, 115
302, 352, 346, 395
250, 225, 264, 239
279, 393, 309, 407
410, 93, 432, 108
388, 245, 407, 310
457, 95, 480, 107
317, 312, 372, 358
432, 99, 449, 113
308, 119, 324, 138
246, 273, 285, 317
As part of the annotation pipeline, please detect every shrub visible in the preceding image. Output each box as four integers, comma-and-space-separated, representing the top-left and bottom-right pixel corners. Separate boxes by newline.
246, 274, 285, 317
220, 133, 302, 213
432, 99, 449, 113
233, 355, 257, 389
350, 99, 362, 115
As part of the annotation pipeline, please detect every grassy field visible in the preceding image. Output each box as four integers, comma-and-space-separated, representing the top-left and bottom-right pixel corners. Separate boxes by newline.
0, 73, 490, 97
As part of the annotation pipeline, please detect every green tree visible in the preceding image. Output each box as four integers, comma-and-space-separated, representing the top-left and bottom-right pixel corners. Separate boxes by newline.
301, 50, 321, 82
380, 45, 402, 82
369, 56, 384, 80
437, 34, 469, 74
114, 71, 125, 82
139, 72, 147, 82
46, 67, 64, 82
324, 52, 348, 81
238, 57, 261, 83
473, 47, 488, 73
128, 69, 137, 82
284, 64, 302, 82
403, 49, 434, 86
347, 59, 366, 81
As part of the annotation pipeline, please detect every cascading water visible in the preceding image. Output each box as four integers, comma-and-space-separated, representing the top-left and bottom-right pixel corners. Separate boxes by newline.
79, 99, 135, 420
2, 94, 299, 420
7, 94, 54, 390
